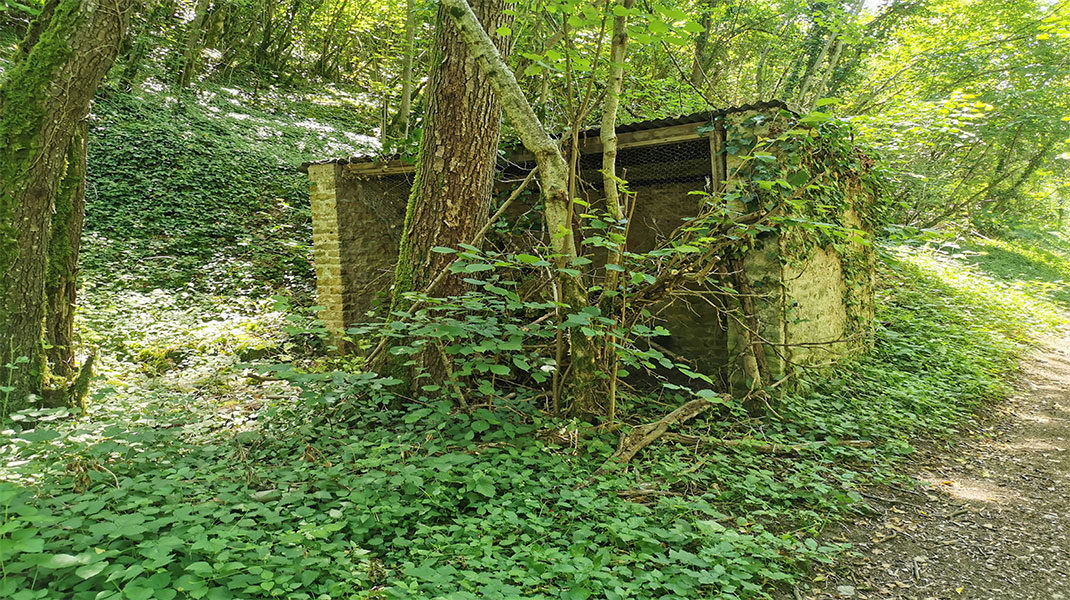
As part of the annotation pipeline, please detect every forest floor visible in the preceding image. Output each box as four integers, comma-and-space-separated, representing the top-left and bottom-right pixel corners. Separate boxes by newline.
792, 328, 1070, 600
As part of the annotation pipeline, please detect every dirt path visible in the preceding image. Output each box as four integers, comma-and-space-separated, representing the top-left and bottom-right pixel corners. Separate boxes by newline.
789, 331, 1070, 600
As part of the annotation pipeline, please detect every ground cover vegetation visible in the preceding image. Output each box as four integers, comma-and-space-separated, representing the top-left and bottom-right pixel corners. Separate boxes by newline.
0, 0, 1068, 597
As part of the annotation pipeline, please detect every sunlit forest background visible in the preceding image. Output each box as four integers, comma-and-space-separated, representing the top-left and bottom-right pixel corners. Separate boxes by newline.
0, 0, 1068, 598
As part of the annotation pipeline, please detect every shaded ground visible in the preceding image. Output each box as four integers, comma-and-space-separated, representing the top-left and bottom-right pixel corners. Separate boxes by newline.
787, 330, 1070, 600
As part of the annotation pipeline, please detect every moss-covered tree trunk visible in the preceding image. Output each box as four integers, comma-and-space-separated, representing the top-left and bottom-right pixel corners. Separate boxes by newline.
0, 0, 131, 414
45, 120, 88, 379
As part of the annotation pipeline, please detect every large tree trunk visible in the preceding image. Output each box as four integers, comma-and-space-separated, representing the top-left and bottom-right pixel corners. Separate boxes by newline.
439, 0, 603, 420
386, 0, 509, 388
391, 0, 510, 305
45, 120, 88, 379
0, 0, 131, 415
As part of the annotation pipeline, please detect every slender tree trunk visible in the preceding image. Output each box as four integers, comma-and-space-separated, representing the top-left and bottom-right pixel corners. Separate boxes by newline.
689, 11, 712, 87
45, 120, 88, 380
254, 0, 275, 71
797, 0, 862, 106
397, 0, 417, 137
440, 0, 603, 420
120, 1, 175, 90
597, 0, 635, 423
177, 0, 212, 88
806, 36, 845, 106
600, 0, 634, 297
755, 16, 791, 99
0, 0, 131, 415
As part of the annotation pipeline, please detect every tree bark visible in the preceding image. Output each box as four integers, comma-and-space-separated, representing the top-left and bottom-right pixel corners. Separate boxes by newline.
391, 0, 510, 305
0, 0, 131, 414
600, 0, 634, 297
45, 120, 88, 379
386, 0, 510, 389
597, 0, 635, 422
439, 0, 602, 420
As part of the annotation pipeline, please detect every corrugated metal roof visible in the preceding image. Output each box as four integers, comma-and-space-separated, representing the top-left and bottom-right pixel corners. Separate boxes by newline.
299, 99, 794, 173
578, 99, 793, 138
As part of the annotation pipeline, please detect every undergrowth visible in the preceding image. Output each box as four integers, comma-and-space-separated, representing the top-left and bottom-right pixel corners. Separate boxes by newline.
4, 50, 1068, 597
83, 82, 378, 297
3, 231, 1066, 599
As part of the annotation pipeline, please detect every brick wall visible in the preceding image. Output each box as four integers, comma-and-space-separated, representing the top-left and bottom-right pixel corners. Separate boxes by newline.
308, 164, 408, 338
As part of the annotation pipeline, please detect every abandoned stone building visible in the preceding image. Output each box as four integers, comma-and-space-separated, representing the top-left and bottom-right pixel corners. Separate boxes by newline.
300, 100, 876, 387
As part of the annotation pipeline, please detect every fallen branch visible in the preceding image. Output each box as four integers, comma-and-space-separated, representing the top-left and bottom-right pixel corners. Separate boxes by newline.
596, 398, 716, 472
662, 433, 875, 455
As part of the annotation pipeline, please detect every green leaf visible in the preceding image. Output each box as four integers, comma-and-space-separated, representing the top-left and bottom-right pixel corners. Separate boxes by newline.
20, 428, 61, 443
431, 246, 457, 253
33, 553, 87, 568
124, 582, 156, 600
682, 20, 705, 34
496, 25, 512, 36
472, 478, 496, 497
186, 561, 213, 576
404, 408, 434, 423
75, 561, 109, 579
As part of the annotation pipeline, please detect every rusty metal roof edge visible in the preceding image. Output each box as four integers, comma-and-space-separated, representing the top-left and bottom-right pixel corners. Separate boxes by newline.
298, 99, 797, 173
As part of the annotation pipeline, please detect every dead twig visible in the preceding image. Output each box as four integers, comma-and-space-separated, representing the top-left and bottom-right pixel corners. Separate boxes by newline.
596, 398, 717, 473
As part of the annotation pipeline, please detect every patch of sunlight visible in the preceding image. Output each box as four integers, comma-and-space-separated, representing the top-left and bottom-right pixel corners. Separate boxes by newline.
306, 85, 380, 110
1017, 412, 1057, 424
142, 79, 167, 94
976, 236, 1070, 277
293, 118, 337, 134
344, 130, 381, 148
921, 476, 1024, 504
898, 246, 1068, 340
255, 125, 283, 140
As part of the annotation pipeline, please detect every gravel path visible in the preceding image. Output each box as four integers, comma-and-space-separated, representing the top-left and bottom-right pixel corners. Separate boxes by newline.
786, 332, 1070, 600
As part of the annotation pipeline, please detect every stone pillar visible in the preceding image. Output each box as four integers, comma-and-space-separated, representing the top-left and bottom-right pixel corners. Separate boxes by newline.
308, 164, 409, 341
308, 163, 348, 335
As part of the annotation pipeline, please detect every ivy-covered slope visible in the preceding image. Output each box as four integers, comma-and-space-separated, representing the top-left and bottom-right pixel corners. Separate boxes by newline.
82, 84, 377, 297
